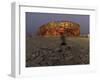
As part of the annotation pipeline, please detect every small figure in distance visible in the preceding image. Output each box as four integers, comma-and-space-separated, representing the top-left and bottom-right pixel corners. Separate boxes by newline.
60, 32, 67, 46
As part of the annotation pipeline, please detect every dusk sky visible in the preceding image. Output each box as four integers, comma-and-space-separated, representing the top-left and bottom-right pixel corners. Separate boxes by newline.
26, 12, 89, 35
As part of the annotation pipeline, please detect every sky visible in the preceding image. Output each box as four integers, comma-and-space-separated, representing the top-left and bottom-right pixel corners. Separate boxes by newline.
26, 12, 89, 35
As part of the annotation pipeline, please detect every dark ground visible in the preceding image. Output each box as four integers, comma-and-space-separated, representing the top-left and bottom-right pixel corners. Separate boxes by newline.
26, 36, 89, 67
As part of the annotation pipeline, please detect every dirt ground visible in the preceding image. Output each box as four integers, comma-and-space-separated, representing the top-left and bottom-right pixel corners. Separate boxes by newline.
26, 36, 89, 67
